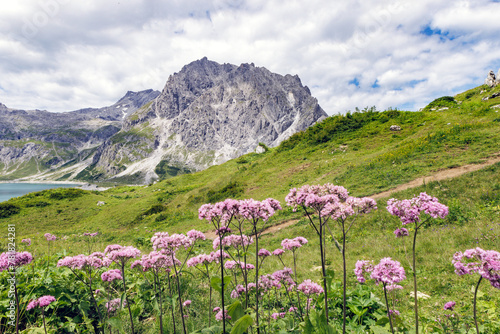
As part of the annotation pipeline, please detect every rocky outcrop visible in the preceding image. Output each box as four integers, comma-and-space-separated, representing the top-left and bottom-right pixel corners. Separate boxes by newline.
485, 70, 500, 87
90, 58, 327, 182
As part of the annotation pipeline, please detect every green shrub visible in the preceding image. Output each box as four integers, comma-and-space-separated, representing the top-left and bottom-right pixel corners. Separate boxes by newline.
0, 203, 21, 218
48, 188, 86, 200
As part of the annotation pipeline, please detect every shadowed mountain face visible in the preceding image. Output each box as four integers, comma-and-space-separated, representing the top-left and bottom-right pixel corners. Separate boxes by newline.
0, 59, 327, 184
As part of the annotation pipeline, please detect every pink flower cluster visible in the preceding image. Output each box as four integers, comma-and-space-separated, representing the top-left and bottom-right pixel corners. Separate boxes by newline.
214, 308, 231, 321
151, 230, 204, 254
281, 236, 308, 251
387, 192, 449, 225
444, 301, 456, 311
132, 251, 179, 272
21, 238, 31, 246
452, 247, 500, 288
394, 227, 409, 238
224, 260, 255, 270
106, 298, 126, 312
44, 233, 57, 241
199, 198, 282, 224
258, 249, 271, 257
57, 253, 109, 270
27, 295, 56, 310
83, 232, 99, 237
101, 269, 123, 282
187, 252, 226, 267
104, 245, 141, 264
271, 312, 286, 319
183, 300, 192, 307
271, 267, 296, 288
355, 258, 406, 286
0, 251, 33, 271
212, 234, 253, 250
297, 279, 324, 296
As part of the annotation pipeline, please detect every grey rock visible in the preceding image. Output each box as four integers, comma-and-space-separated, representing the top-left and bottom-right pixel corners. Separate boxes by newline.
485, 70, 497, 87
390, 125, 401, 131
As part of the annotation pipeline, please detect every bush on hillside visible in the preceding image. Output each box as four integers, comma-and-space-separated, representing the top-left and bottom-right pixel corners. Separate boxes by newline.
0, 203, 21, 218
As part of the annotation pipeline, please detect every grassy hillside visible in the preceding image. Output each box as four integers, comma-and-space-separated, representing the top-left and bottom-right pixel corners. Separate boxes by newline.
1, 83, 500, 332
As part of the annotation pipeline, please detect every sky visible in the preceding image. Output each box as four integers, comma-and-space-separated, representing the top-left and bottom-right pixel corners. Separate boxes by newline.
1, 0, 500, 115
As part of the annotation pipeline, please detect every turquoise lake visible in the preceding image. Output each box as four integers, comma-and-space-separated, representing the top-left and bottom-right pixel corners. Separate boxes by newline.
0, 183, 76, 203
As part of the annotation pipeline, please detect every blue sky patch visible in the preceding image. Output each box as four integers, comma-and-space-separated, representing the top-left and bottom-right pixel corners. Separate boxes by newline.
349, 77, 360, 87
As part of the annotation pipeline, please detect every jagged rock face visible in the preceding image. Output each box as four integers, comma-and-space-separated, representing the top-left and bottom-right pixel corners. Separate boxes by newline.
96, 58, 327, 181
485, 70, 497, 87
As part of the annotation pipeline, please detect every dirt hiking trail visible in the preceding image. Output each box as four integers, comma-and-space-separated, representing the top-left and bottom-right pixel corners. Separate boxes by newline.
204, 153, 500, 239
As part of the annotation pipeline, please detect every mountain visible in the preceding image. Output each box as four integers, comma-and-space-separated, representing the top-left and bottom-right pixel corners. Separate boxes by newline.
79, 58, 327, 183
0, 59, 326, 184
0, 89, 160, 181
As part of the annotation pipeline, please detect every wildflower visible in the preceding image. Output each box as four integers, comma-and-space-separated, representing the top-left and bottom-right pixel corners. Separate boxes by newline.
215, 309, 231, 321
444, 301, 456, 311
297, 279, 324, 296
44, 233, 57, 241
354, 260, 374, 283
21, 238, 31, 246
183, 300, 192, 308
0, 251, 33, 271
101, 269, 123, 282
26, 295, 56, 310
370, 258, 406, 285
106, 298, 126, 313
271, 312, 286, 319
394, 228, 409, 238
389, 310, 400, 316
272, 248, 285, 256
258, 249, 271, 257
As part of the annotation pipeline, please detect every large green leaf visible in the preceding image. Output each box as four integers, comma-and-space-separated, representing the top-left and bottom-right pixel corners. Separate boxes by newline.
227, 300, 245, 322
230, 315, 253, 334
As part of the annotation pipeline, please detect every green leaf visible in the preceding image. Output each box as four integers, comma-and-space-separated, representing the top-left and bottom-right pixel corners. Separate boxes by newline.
227, 300, 245, 322
108, 316, 124, 331
210, 277, 222, 294
199, 325, 223, 334
230, 314, 254, 334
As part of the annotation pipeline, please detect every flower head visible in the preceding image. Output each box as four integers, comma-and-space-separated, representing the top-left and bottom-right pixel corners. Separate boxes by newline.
297, 279, 324, 296
44, 233, 57, 241
101, 269, 123, 282
21, 238, 31, 246
444, 301, 456, 311
394, 227, 409, 238
26, 295, 56, 310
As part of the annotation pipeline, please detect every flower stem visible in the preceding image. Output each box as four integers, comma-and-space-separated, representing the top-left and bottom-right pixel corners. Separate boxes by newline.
383, 283, 395, 334
121, 263, 135, 334
42, 308, 48, 334
473, 276, 483, 334
412, 224, 419, 334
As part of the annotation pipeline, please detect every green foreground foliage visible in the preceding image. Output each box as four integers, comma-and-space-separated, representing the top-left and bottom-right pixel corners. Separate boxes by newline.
1, 84, 500, 332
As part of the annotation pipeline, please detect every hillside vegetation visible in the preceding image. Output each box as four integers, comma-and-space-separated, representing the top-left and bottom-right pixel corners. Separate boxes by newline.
1, 83, 500, 333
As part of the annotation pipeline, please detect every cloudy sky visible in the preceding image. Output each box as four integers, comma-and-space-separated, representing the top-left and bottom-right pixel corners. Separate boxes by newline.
1, 0, 500, 115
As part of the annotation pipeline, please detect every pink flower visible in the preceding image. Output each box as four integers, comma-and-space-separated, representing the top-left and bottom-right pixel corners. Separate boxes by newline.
389, 309, 400, 316
387, 192, 448, 225
44, 233, 57, 241
215, 309, 231, 321
370, 258, 406, 286
106, 298, 126, 312
297, 279, 324, 296
444, 301, 456, 311
272, 249, 285, 256
271, 312, 286, 319
0, 251, 33, 271
57, 253, 106, 270
101, 269, 123, 282
394, 227, 409, 238
105, 245, 141, 265
21, 238, 31, 246
258, 249, 271, 257
83, 232, 99, 237
186, 229, 206, 241
183, 300, 192, 307
354, 260, 374, 283
453, 248, 500, 288
26, 295, 56, 310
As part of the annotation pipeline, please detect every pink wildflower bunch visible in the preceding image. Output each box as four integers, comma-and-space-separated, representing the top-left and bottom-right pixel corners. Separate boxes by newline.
394, 227, 409, 238
57, 253, 107, 270
281, 236, 308, 251
444, 301, 456, 311
370, 257, 406, 286
105, 245, 141, 265
135, 251, 178, 272
26, 295, 56, 310
354, 260, 374, 283
101, 269, 123, 282
259, 274, 282, 291
272, 248, 285, 256
186, 229, 206, 241
83, 232, 99, 237
187, 253, 216, 267
297, 279, 324, 296
199, 198, 241, 223
212, 234, 253, 250
271, 267, 296, 289
21, 238, 31, 246
215, 309, 231, 321
152, 233, 195, 254
183, 300, 192, 308
258, 249, 271, 257
322, 196, 377, 220
208, 250, 230, 263
271, 312, 286, 320
106, 298, 126, 313
224, 260, 255, 270
0, 251, 33, 271
452, 247, 500, 288
285, 184, 349, 212
237, 198, 282, 222
387, 192, 448, 225
44, 233, 57, 241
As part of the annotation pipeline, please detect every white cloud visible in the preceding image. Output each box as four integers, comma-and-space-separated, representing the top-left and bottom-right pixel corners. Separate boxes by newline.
0, 0, 500, 113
